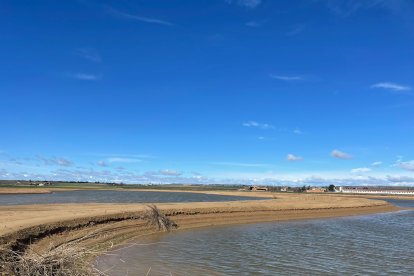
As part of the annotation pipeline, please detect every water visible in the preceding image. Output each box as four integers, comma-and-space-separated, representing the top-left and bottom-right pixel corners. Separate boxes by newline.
0, 190, 261, 205
96, 200, 414, 276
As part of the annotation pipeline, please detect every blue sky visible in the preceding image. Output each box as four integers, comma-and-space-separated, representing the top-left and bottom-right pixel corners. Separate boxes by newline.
1, 0, 414, 185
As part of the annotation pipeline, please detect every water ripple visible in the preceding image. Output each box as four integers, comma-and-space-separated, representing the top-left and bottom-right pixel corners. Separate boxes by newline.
96, 200, 414, 276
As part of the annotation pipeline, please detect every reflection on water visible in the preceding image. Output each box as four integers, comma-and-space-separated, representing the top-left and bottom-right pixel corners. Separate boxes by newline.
0, 190, 261, 205
96, 200, 414, 276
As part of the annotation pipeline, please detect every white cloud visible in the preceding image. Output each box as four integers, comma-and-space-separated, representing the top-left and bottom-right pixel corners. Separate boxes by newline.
287, 154, 303, 161
76, 48, 102, 63
87, 153, 154, 159
243, 121, 274, 130
158, 169, 182, 176
72, 73, 100, 81
226, 0, 262, 8
293, 128, 303, 135
371, 161, 382, 167
210, 162, 269, 167
37, 156, 73, 167
97, 160, 108, 167
331, 149, 352, 159
350, 167, 371, 174
3, 166, 414, 186
396, 160, 414, 171
106, 6, 173, 26
371, 82, 411, 92
270, 74, 302, 81
387, 175, 414, 183
107, 157, 141, 163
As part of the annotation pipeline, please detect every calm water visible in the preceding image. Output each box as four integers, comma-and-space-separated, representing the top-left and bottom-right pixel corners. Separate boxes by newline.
0, 190, 261, 205
96, 200, 414, 276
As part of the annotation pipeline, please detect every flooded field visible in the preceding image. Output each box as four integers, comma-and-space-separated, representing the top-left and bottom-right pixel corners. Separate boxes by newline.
0, 190, 262, 205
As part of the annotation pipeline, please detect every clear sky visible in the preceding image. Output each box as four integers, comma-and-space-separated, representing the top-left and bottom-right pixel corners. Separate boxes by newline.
1, 0, 414, 186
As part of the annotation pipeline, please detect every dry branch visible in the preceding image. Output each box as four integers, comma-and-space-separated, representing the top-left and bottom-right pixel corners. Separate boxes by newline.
144, 205, 177, 232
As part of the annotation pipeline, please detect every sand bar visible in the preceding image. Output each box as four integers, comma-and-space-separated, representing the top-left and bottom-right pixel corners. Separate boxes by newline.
0, 188, 53, 194
0, 193, 399, 243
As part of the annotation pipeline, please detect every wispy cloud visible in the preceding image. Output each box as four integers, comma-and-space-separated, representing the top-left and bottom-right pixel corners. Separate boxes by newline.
371, 161, 382, 167
270, 74, 302, 81
286, 24, 306, 36
396, 160, 414, 171
287, 154, 303, 161
316, 0, 413, 17
158, 169, 182, 176
387, 175, 414, 183
331, 149, 352, 159
245, 21, 261, 27
225, 0, 262, 8
371, 82, 411, 92
37, 156, 73, 167
243, 121, 274, 130
350, 167, 371, 174
106, 6, 173, 26
72, 73, 101, 81
86, 153, 154, 159
293, 128, 303, 135
97, 160, 108, 167
76, 48, 102, 63
107, 157, 141, 163
210, 162, 269, 167
244, 122, 303, 135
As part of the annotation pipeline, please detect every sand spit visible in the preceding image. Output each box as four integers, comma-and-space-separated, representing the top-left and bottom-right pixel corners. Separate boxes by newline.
0, 188, 53, 194
0, 192, 401, 274
0, 193, 398, 243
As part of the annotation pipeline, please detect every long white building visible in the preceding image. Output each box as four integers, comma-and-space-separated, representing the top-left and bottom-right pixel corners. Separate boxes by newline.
337, 186, 414, 195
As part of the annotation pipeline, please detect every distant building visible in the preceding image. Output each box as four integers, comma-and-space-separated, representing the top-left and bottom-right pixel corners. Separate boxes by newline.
337, 186, 414, 195
248, 186, 268, 191
305, 187, 326, 193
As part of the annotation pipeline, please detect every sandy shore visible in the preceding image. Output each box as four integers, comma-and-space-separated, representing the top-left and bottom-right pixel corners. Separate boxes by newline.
0, 193, 399, 247
0, 191, 403, 274
0, 188, 53, 194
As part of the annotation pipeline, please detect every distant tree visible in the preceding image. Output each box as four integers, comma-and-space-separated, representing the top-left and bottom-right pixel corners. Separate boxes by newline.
328, 184, 336, 192
296, 185, 307, 193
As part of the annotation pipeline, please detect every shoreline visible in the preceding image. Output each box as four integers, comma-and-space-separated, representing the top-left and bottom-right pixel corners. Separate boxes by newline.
0, 192, 404, 274
0, 193, 400, 242
2, 186, 414, 200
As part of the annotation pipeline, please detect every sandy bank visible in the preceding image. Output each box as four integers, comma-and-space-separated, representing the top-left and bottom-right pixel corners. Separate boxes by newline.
0, 192, 402, 274
0, 194, 399, 246
0, 188, 53, 194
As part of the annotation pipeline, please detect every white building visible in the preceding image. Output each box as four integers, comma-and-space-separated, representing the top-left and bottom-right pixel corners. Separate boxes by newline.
337, 187, 414, 195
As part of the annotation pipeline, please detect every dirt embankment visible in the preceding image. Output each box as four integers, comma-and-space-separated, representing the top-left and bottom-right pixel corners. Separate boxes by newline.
0, 193, 399, 254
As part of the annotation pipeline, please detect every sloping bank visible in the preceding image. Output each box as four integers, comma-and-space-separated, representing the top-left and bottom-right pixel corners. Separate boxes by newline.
0, 192, 399, 275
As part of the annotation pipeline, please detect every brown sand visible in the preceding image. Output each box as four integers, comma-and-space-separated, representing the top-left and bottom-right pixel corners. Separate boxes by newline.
0, 193, 399, 243
0, 191, 402, 274
0, 188, 52, 194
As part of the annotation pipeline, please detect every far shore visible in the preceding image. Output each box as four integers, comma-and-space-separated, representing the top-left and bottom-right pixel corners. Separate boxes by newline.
2, 186, 414, 200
